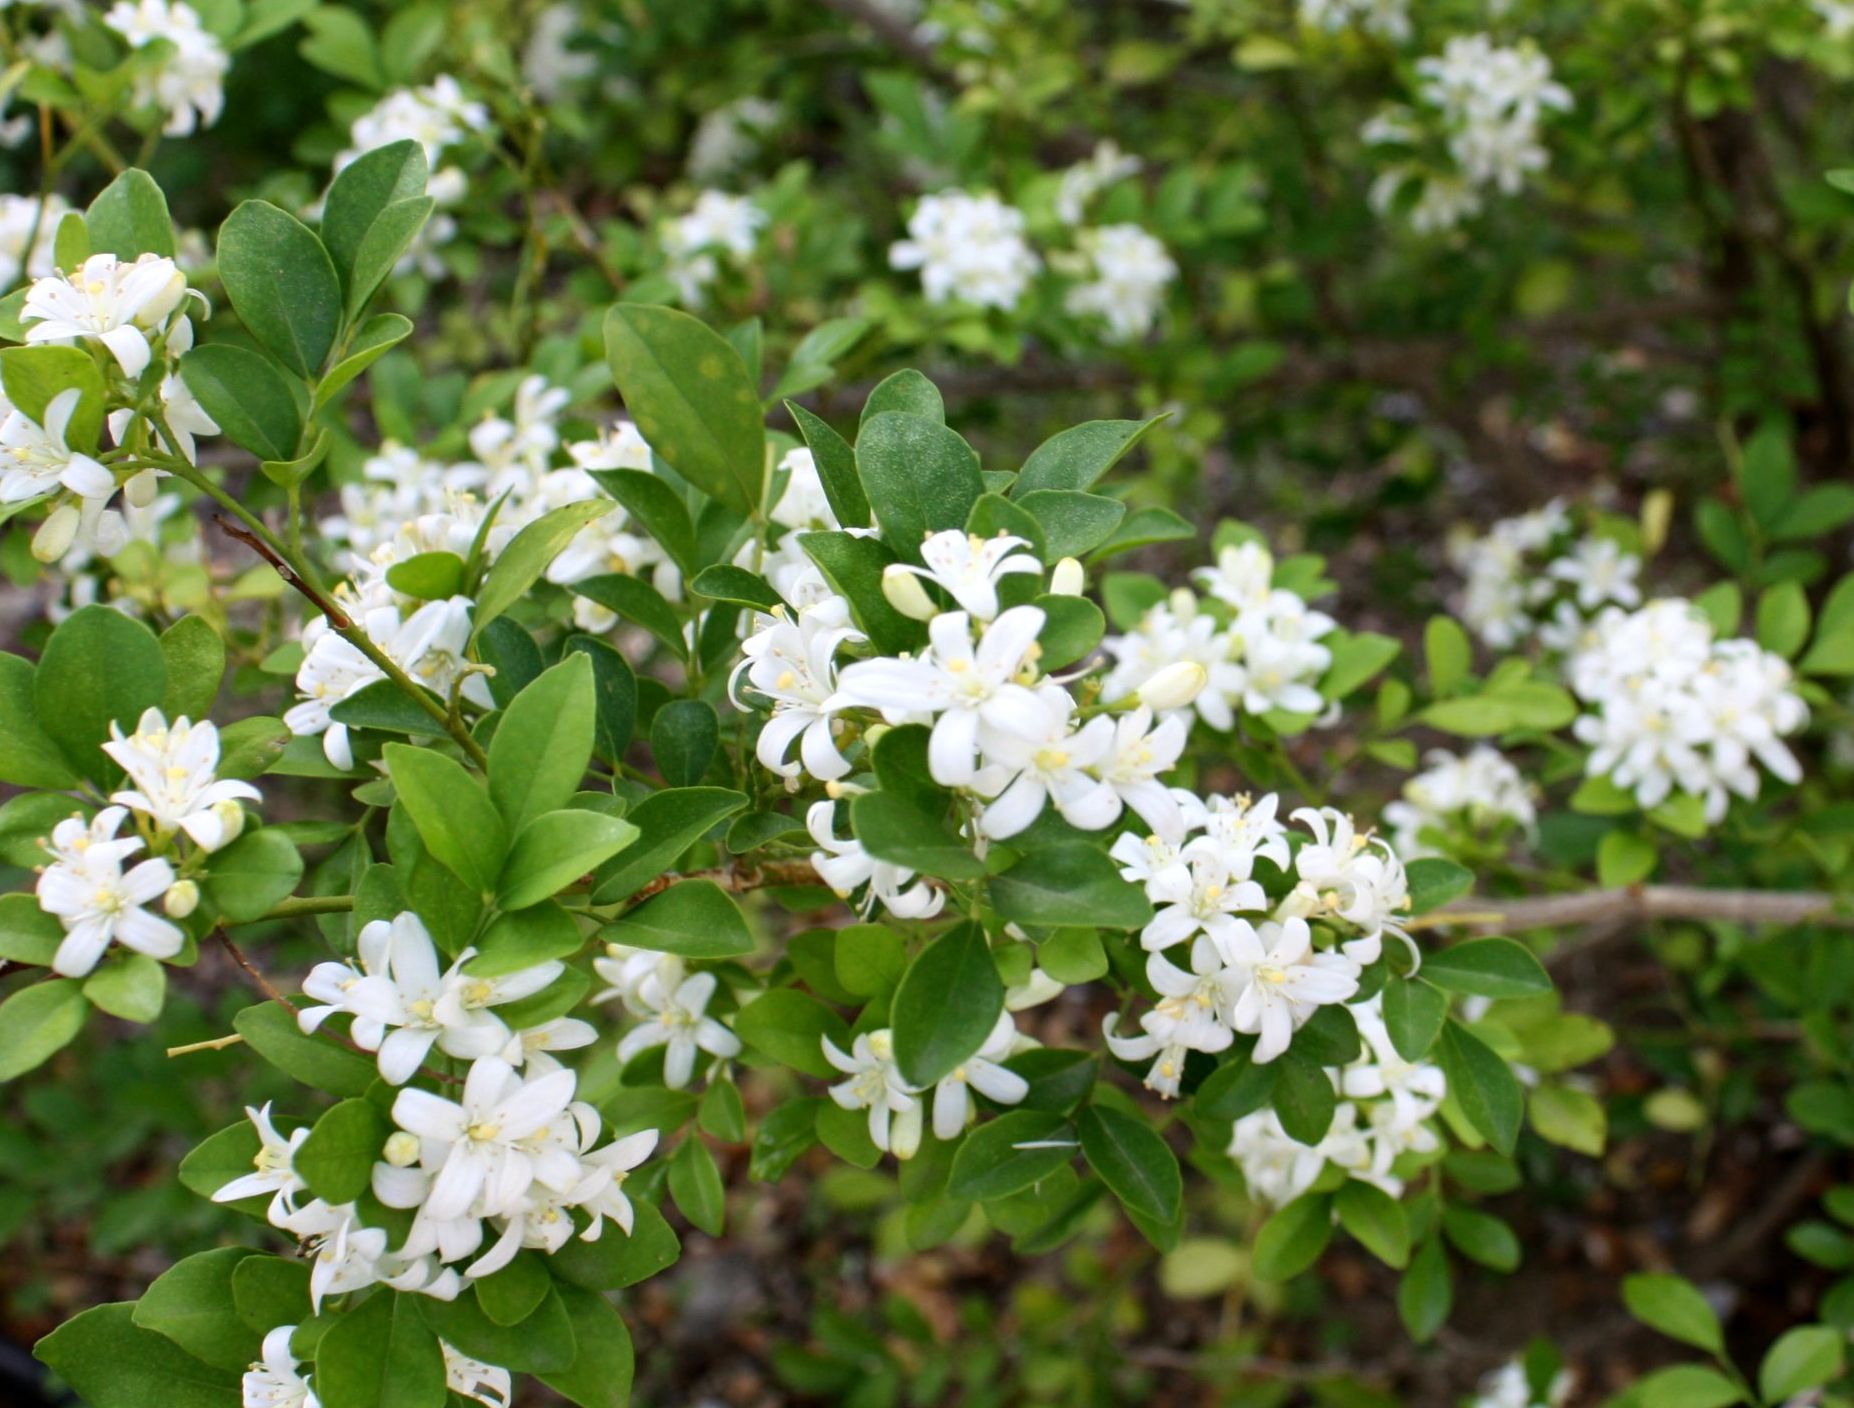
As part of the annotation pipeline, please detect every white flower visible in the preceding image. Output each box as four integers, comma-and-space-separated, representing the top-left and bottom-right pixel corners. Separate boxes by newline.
889, 190, 1040, 311
242, 1325, 318, 1408
1054, 140, 1142, 225
823, 1029, 922, 1158
931, 1011, 1031, 1138
1384, 746, 1536, 859
611, 955, 741, 1089
22, 251, 191, 378
213, 1103, 309, 1224
1228, 1102, 1372, 1208
1548, 536, 1641, 611
104, 0, 228, 136
0, 387, 114, 503
1095, 706, 1190, 840
522, 3, 597, 100
338, 75, 489, 173
975, 684, 1117, 838
442, 1342, 512, 1408
1299, 0, 1411, 41
105, 706, 260, 851
1221, 916, 1361, 1063
1138, 847, 1266, 953
36, 808, 183, 977
805, 799, 946, 921
1103, 945, 1243, 1097
1290, 806, 1412, 962
1063, 224, 1176, 343
1470, 1359, 1573, 1408
732, 609, 864, 782
662, 191, 766, 302
500, 1016, 598, 1072
768, 446, 839, 531
390, 1056, 581, 1221
0, 192, 68, 289
889, 529, 1042, 621
832, 606, 1050, 788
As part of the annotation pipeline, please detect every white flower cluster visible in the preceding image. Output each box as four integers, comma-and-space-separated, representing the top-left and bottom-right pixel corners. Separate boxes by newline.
1468, 1359, 1573, 1408
335, 76, 491, 275
0, 192, 67, 288
217, 911, 658, 1385
687, 97, 782, 180
35, 707, 258, 976
290, 378, 677, 766
243, 1324, 510, 1407
593, 946, 743, 1088
889, 190, 1040, 311
1298, 0, 1411, 42
662, 191, 768, 303
1102, 542, 1338, 730
1054, 140, 1142, 225
1568, 599, 1807, 822
1384, 746, 1536, 860
1228, 995, 1445, 1206
1105, 801, 1412, 1085
822, 1015, 1032, 1158
104, 0, 229, 137
1062, 224, 1178, 343
1366, 34, 1571, 232
1447, 501, 1641, 651
8, 250, 218, 564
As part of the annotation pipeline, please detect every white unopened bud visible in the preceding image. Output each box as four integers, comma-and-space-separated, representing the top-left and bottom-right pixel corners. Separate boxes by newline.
207, 799, 246, 850
880, 565, 938, 621
382, 1131, 421, 1167
1168, 586, 1196, 617
162, 879, 199, 919
1134, 661, 1208, 712
124, 467, 160, 508
1274, 882, 1319, 923
1048, 557, 1085, 596
31, 505, 79, 563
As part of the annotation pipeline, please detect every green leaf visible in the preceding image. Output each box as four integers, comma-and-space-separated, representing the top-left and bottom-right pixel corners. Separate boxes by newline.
0, 892, 66, 965
470, 902, 582, 977
563, 635, 637, 762
1440, 1020, 1524, 1154
329, 679, 443, 737
847, 789, 984, 882
346, 196, 435, 318
1441, 1206, 1520, 1271
834, 923, 907, 998
179, 344, 303, 462
551, 1199, 681, 1290
35, 1303, 239, 1408
205, 828, 304, 922
1253, 1193, 1334, 1280
133, 1247, 256, 1372
1077, 1104, 1181, 1225
1756, 581, 1811, 658
604, 304, 766, 515
788, 401, 869, 528
1013, 416, 1164, 495
1382, 977, 1448, 1061
234, 1001, 377, 1097
85, 169, 175, 258
1322, 630, 1401, 701
798, 529, 922, 655
216, 200, 342, 377
1404, 857, 1472, 915
1273, 1049, 1337, 1145
892, 920, 1004, 1086
316, 1289, 448, 1408
591, 787, 746, 902
668, 1136, 726, 1235
34, 605, 166, 782
499, 809, 640, 910
1635, 1365, 1745, 1408
314, 312, 414, 409
488, 654, 595, 831
384, 550, 465, 601
52, 210, 87, 272
1597, 829, 1658, 887
949, 1110, 1075, 1201
860, 368, 944, 424
569, 574, 688, 660
1622, 1272, 1724, 1354
1760, 1326, 1845, 1401
0, 654, 77, 788
0, 977, 86, 1079
989, 843, 1153, 929
296, 1098, 387, 1205
732, 988, 850, 1078
652, 699, 718, 787
1336, 1181, 1410, 1268
1397, 1238, 1453, 1342
538, 1282, 636, 1408
690, 563, 785, 613
321, 138, 429, 303
1017, 490, 1125, 558
600, 879, 753, 958
1424, 616, 1472, 696
585, 467, 698, 576
230, 1256, 310, 1335
475, 1253, 550, 1327
159, 616, 225, 721
1421, 938, 1551, 999
0, 345, 106, 451
83, 951, 166, 1023
385, 743, 507, 895
473, 499, 614, 636
857, 412, 984, 557
1528, 1083, 1607, 1156
1035, 594, 1106, 670
418, 1286, 578, 1376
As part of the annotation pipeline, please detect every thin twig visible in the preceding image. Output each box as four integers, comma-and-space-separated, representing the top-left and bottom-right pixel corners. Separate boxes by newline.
1428, 885, 1849, 933
166, 1033, 246, 1057
214, 515, 351, 629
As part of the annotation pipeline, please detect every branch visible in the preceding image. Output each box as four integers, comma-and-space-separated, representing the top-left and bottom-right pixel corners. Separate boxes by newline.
1427, 885, 1850, 934
620, 860, 820, 907
215, 515, 351, 629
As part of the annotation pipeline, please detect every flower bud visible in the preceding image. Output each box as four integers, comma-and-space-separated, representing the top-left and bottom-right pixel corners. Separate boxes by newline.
31, 505, 79, 563
880, 565, 938, 621
1048, 557, 1085, 596
163, 879, 199, 919
1168, 586, 1197, 617
1134, 661, 1208, 712
382, 1131, 421, 1167
125, 467, 160, 509
207, 799, 246, 850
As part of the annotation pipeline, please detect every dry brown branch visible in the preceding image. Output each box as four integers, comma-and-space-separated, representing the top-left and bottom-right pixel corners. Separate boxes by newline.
1429, 885, 1849, 933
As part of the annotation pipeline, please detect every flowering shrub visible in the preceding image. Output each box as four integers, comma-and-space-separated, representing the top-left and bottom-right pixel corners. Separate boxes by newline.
3, 3, 1854, 1406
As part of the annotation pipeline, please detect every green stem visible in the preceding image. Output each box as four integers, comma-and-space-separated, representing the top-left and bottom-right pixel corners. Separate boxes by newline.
257, 895, 356, 919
